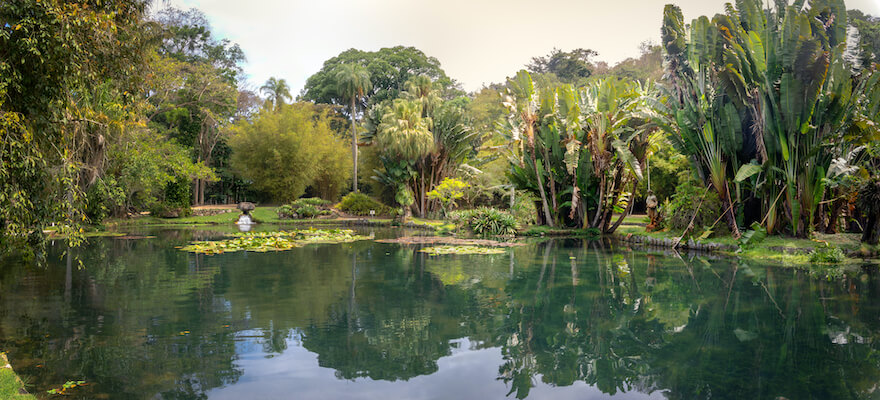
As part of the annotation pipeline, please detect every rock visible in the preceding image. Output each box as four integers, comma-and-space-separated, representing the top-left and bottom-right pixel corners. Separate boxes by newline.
237, 202, 256, 214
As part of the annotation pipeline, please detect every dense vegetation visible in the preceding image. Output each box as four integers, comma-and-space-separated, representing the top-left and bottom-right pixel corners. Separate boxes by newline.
2, 0, 880, 249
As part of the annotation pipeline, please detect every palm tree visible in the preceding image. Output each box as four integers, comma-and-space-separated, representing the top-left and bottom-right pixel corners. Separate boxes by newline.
335, 64, 372, 192
259, 77, 291, 111
377, 99, 433, 160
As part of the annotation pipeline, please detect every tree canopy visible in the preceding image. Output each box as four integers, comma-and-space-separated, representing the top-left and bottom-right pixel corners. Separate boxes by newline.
301, 46, 459, 109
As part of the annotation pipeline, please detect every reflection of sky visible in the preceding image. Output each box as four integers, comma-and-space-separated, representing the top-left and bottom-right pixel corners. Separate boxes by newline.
208, 335, 667, 400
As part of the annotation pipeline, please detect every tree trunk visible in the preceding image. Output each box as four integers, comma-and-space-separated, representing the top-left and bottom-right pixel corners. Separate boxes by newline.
825, 200, 844, 234
420, 172, 426, 218
532, 150, 554, 227
351, 98, 358, 193
607, 180, 637, 234
723, 182, 741, 239
590, 175, 606, 229
862, 213, 880, 245
193, 179, 200, 205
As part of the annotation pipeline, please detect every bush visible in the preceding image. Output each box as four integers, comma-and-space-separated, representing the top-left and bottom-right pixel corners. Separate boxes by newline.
809, 246, 846, 264
297, 205, 319, 218
450, 207, 517, 236
277, 197, 334, 219
291, 197, 332, 208
228, 103, 352, 202
666, 180, 724, 235
149, 202, 191, 218
337, 193, 392, 216
276, 204, 297, 219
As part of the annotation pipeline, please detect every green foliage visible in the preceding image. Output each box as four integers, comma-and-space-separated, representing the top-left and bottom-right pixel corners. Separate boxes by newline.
502, 71, 656, 232
377, 99, 434, 160
450, 207, 518, 236
638, 139, 690, 203
0, 0, 151, 245
657, 0, 874, 237
301, 46, 457, 108
260, 77, 292, 111
738, 222, 768, 249
227, 103, 352, 202
427, 178, 468, 216
102, 129, 214, 215
368, 78, 481, 217
666, 180, 723, 235
809, 245, 846, 264
527, 48, 598, 85
277, 198, 334, 219
337, 192, 392, 216
296, 205, 319, 219
848, 10, 880, 70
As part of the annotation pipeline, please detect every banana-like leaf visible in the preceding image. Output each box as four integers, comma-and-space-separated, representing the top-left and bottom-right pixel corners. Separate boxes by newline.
735, 162, 763, 182
612, 139, 643, 180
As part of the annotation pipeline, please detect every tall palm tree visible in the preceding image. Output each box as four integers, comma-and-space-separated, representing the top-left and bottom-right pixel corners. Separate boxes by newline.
260, 77, 291, 111
335, 64, 372, 192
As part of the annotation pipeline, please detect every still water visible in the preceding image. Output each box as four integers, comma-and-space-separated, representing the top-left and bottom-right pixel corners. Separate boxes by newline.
1, 227, 879, 399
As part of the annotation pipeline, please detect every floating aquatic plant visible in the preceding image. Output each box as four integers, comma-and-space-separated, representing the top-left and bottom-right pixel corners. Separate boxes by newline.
180, 229, 371, 254
419, 245, 507, 255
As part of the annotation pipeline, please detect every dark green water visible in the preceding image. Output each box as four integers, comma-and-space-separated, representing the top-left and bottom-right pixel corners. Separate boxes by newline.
1, 227, 880, 400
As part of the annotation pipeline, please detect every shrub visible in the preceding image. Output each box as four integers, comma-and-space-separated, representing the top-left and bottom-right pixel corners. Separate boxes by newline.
809, 246, 846, 264
277, 197, 334, 219
277, 204, 297, 219
291, 197, 331, 208
297, 205, 319, 218
228, 103, 352, 202
427, 178, 468, 216
450, 207, 517, 236
666, 180, 724, 235
337, 192, 392, 216
510, 191, 537, 226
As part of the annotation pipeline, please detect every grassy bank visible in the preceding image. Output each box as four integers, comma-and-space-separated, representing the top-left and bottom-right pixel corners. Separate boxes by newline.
0, 353, 34, 400
98, 207, 449, 231
95, 207, 880, 266
615, 224, 880, 265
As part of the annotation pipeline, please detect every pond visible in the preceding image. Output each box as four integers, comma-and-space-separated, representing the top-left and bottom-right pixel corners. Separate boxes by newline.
1, 227, 879, 399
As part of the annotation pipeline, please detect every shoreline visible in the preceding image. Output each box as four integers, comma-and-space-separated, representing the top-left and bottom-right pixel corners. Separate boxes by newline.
0, 352, 34, 399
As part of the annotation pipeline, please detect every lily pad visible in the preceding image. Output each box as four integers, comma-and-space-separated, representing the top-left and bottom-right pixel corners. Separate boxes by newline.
419, 245, 507, 255
180, 229, 371, 254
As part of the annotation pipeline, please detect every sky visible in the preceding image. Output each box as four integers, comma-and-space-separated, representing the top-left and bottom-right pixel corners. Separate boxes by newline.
157, 0, 880, 94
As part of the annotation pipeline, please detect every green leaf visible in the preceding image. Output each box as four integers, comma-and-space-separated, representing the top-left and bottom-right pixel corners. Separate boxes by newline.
734, 162, 763, 182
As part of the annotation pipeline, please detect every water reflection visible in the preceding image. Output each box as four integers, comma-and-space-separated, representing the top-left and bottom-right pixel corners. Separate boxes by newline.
0, 230, 878, 399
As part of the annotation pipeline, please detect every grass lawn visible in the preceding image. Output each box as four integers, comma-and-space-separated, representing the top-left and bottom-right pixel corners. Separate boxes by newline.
0, 354, 34, 400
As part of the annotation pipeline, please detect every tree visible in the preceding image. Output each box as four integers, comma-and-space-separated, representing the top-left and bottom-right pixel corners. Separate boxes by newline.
260, 77, 292, 111
848, 10, 880, 70
301, 46, 458, 108
366, 75, 480, 217
656, 0, 873, 237
154, 7, 245, 82
1, 0, 151, 245
227, 103, 352, 201
527, 48, 598, 85
146, 54, 238, 205
149, 7, 245, 205
335, 64, 372, 192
